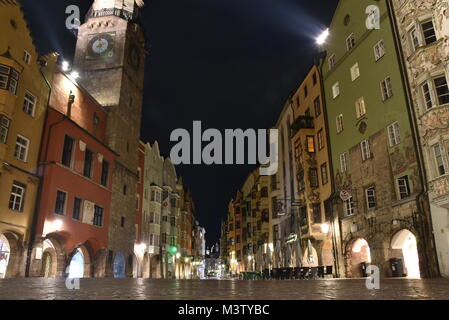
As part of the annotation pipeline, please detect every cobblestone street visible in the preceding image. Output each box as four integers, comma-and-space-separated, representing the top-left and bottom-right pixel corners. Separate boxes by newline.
0, 278, 448, 300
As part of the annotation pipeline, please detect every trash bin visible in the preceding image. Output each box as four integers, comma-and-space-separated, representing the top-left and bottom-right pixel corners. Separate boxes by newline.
360, 262, 369, 277
390, 258, 405, 277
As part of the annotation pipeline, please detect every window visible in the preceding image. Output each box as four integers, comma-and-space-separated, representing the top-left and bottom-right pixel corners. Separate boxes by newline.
93, 205, 104, 227
161, 233, 167, 245
123, 185, 127, 195
261, 187, 268, 197
14, 135, 29, 162
314, 97, 321, 117
136, 194, 140, 210
0, 116, 10, 143
374, 40, 385, 61
236, 235, 241, 244
336, 114, 344, 133
149, 212, 155, 223
101, 160, 109, 186
55, 190, 67, 215
317, 129, 324, 150
421, 81, 433, 109
83, 149, 94, 178
9, 181, 26, 212
365, 187, 377, 210
388, 122, 401, 147
170, 217, 176, 227
23, 91, 37, 116
23, 51, 31, 64
236, 221, 241, 229
381, 77, 393, 101
433, 143, 446, 176
350, 63, 360, 81
329, 54, 336, 70
313, 73, 317, 85
0, 64, 19, 94
409, 26, 420, 51
304, 85, 308, 97
332, 82, 340, 99
312, 203, 321, 223
306, 136, 315, 153
61, 135, 74, 167
346, 33, 355, 51
340, 153, 348, 172
344, 196, 355, 216
355, 97, 366, 118
361, 140, 371, 161
121, 216, 125, 227
321, 163, 328, 185
73, 198, 82, 220
397, 176, 410, 199
309, 168, 319, 188
433, 76, 449, 106
422, 20, 437, 45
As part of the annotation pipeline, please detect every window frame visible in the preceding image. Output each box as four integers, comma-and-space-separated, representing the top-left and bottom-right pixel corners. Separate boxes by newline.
9, 181, 26, 212
374, 39, 385, 61
332, 82, 340, 99
381, 77, 393, 101
0, 115, 10, 144
361, 139, 371, 161
346, 33, 355, 51
14, 134, 30, 162
336, 114, 344, 133
365, 186, 377, 211
54, 190, 67, 215
397, 176, 411, 200
350, 62, 360, 81
388, 122, 401, 147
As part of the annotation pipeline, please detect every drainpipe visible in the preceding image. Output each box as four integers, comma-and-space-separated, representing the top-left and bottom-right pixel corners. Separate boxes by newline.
386, 0, 440, 278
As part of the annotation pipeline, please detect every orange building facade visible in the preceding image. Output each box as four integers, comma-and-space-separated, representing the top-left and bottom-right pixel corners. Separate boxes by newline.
29, 70, 117, 278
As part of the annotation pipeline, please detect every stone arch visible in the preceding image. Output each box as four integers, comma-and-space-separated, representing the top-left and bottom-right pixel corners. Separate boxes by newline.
1, 231, 26, 278
67, 244, 92, 278
345, 238, 371, 278
113, 251, 126, 278
34, 236, 66, 277
389, 229, 421, 278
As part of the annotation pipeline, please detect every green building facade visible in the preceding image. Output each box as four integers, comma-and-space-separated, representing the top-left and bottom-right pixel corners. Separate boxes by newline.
321, 0, 438, 278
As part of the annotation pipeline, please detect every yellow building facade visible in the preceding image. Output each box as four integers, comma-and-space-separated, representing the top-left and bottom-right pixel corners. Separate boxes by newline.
290, 65, 336, 273
0, 1, 56, 278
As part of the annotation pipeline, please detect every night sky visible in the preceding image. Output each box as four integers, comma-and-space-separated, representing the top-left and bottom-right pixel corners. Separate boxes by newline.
21, 0, 339, 246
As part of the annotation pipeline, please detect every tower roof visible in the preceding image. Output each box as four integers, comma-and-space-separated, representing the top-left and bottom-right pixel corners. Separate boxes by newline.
88, 0, 144, 21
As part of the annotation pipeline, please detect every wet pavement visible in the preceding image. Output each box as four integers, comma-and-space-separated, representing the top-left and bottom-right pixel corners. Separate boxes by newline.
0, 278, 448, 300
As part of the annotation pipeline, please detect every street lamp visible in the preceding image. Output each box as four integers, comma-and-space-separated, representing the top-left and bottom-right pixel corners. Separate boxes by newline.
316, 28, 330, 45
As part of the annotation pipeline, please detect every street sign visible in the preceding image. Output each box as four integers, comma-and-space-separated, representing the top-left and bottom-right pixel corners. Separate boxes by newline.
340, 190, 352, 201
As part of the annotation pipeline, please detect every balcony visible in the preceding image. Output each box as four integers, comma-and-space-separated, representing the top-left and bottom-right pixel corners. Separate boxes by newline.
290, 116, 314, 137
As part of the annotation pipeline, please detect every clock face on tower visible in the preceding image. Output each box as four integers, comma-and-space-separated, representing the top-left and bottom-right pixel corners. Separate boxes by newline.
86, 33, 116, 60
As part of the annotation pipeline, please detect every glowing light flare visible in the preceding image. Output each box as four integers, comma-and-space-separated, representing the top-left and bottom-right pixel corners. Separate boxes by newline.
62, 61, 70, 72
321, 223, 330, 234
316, 28, 329, 45
69, 71, 79, 80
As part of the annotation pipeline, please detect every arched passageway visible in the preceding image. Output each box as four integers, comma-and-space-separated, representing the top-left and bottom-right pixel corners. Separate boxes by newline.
391, 229, 420, 278
346, 238, 371, 278
113, 252, 126, 278
0, 234, 11, 279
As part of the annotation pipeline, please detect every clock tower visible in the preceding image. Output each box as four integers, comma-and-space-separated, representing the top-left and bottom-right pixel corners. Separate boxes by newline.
73, 0, 146, 276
